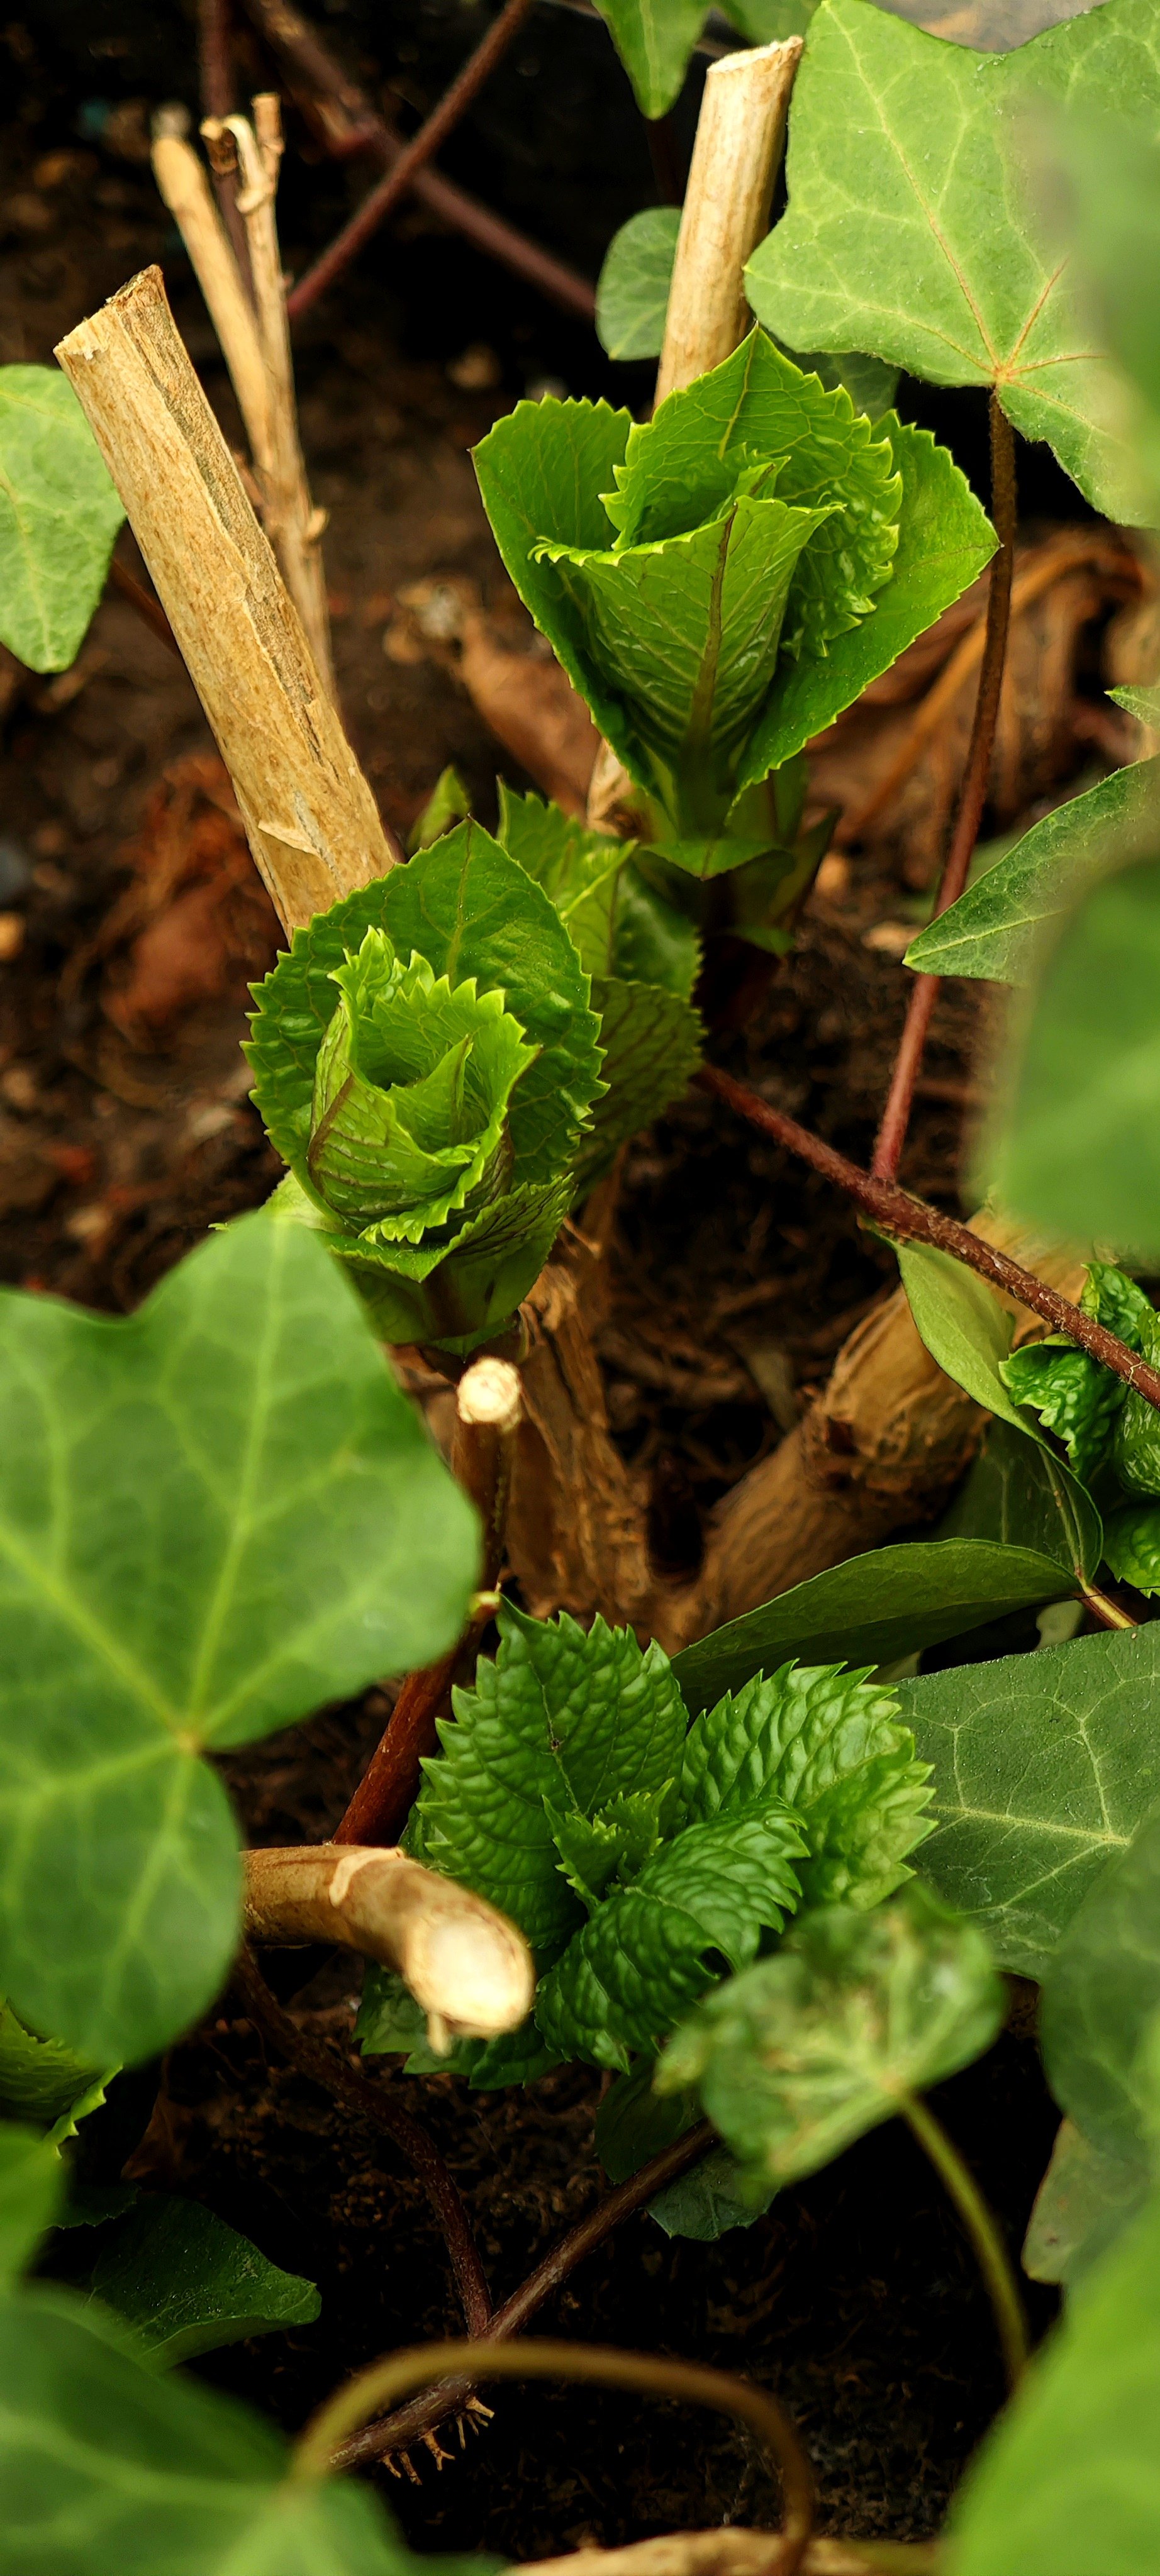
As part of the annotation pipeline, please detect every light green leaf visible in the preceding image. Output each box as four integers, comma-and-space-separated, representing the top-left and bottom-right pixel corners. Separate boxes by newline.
1042, 113, 1160, 513
535, 1806, 806, 2071
81, 2196, 320, 2368
671, 1536, 1076, 1716
0, 2003, 108, 2138
1112, 682, 1160, 726
0, 367, 125, 674
407, 1604, 688, 1967
496, 785, 700, 999
0, 2128, 62, 2285
949, 2182, 1160, 2575
596, 208, 681, 360
1040, 1806, 1160, 2168
896, 1625, 1160, 1977
940, 1416, 1107, 1579
745, 0, 1157, 518
993, 853, 1160, 1263
591, 0, 708, 117
0, 1213, 477, 2065
897, 1240, 1101, 1579
676, 1658, 932, 1911
659, 1884, 1002, 2192
1023, 2116, 1150, 2291
408, 765, 471, 854
0, 2284, 498, 2576
905, 760, 1160, 985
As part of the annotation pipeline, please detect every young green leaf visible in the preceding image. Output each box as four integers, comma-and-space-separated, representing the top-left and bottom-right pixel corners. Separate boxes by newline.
0, 2127, 62, 2286
992, 853, 1160, 1264
0, 1213, 478, 2066
949, 2177, 1160, 2575
1103, 1504, 1160, 1596
905, 760, 1160, 985
0, 367, 125, 674
1022, 2116, 1149, 2290
80, 2196, 320, 2368
1039, 1806, 1160, 2169
671, 1535, 1076, 1717
574, 977, 703, 1192
676, 1660, 933, 1911
497, 784, 700, 997
658, 1884, 1002, 2194
406, 1603, 688, 1965
998, 1262, 1153, 1487
895, 1625, 1160, 1976
596, 206, 681, 361
534, 1806, 807, 2072
408, 763, 471, 853
745, 0, 1157, 518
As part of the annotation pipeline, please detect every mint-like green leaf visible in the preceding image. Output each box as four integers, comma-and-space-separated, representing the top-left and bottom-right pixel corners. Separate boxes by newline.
671, 1535, 1076, 1716
676, 1662, 933, 1911
548, 1785, 670, 1910
896, 1624, 1160, 1976
81, 2196, 320, 2369
596, 207, 681, 360
0, 1214, 477, 2065
905, 760, 1160, 985
0, 2128, 62, 2286
0, 367, 125, 673
998, 1262, 1149, 1485
1104, 1506, 1160, 1596
407, 1604, 688, 1966
745, 0, 1157, 518
1040, 1806, 1160, 2169
659, 1884, 1003, 2192
1022, 2116, 1149, 2291
535, 1807, 806, 2072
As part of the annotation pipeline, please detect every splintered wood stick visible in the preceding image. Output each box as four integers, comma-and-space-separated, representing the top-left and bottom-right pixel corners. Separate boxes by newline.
245, 1843, 533, 2050
152, 116, 275, 465
654, 37, 802, 404
56, 266, 397, 930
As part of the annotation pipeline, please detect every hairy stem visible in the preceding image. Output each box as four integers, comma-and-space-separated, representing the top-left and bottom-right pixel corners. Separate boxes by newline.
698, 1063, 1160, 1415
873, 394, 1018, 1182
332, 2119, 716, 2467
233, 1945, 492, 2335
900, 2090, 1029, 2392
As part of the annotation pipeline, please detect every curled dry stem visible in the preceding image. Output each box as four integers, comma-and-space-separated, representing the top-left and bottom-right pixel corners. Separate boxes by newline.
243, 1843, 533, 2048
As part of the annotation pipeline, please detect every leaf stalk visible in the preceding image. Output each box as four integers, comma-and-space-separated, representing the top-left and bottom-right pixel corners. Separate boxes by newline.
899, 2089, 1029, 2393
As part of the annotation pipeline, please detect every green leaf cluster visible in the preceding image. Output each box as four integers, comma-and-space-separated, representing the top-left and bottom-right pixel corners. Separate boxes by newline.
473, 331, 993, 879
247, 821, 604, 1350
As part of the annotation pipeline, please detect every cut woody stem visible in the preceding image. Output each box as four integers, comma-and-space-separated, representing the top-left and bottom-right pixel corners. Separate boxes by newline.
243, 1843, 533, 2051
335, 1357, 523, 1848
871, 394, 1018, 1183
197, 0, 254, 291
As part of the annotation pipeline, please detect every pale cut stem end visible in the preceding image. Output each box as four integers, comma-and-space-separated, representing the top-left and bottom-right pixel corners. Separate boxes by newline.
654, 36, 802, 406
244, 1843, 534, 2045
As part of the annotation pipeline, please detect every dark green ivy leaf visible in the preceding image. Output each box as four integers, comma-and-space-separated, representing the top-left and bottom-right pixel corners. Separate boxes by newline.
905, 760, 1160, 987
0, 368, 125, 673
80, 2196, 320, 2370
1040, 1806, 1160, 2169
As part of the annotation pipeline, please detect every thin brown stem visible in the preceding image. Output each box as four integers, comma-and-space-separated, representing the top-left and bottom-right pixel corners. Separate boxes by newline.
285, 0, 537, 322
232, 1945, 491, 2334
699, 1062, 1160, 1414
109, 557, 182, 658
239, 0, 596, 319
197, 0, 255, 294
333, 2119, 716, 2467
873, 394, 1018, 1183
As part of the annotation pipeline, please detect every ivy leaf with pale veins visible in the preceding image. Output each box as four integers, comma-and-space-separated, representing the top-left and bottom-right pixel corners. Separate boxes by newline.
596, 207, 681, 361
906, 760, 1160, 985
0, 1214, 478, 2067
659, 1884, 1003, 2195
895, 1624, 1160, 1976
535, 1807, 806, 2072
80, 2196, 320, 2369
745, 0, 1159, 518
675, 1660, 934, 1911
0, 367, 125, 673
406, 1604, 688, 1967
1023, 2115, 1150, 2292
1039, 1805, 1160, 2169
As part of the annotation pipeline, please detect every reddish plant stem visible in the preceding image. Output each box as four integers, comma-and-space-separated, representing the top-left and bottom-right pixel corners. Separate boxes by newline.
109, 558, 182, 658
872, 392, 1018, 1182
233, 1945, 492, 2335
333, 2119, 716, 2468
197, 0, 255, 294
240, 0, 596, 319
698, 1062, 1160, 1414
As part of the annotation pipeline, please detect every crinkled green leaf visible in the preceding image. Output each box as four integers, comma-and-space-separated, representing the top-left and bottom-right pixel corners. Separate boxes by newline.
355, 1968, 557, 2087
596, 207, 681, 361
745, 0, 1158, 518
905, 760, 1160, 985
1104, 1504, 1160, 1596
547, 1785, 670, 1911
659, 1884, 1002, 2193
0, 367, 125, 674
676, 1661, 933, 1911
535, 1807, 806, 2072
407, 1604, 688, 1966
0, 2128, 62, 2286
497, 786, 700, 999
949, 2180, 1160, 2576
898, 1240, 1102, 1579
1040, 1806, 1160, 2169
1023, 2116, 1150, 2291
993, 853, 1160, 1265
896, 1625, 1160, 1977
0, 1214, 477, 2065
572, 976, 703, 1193
0, 2284, 498, 2576
278, 1166, 574, 1357
81, 2196, 320, 2369
671, 1535, 1076, 1716
999, 1263, 1151, 1486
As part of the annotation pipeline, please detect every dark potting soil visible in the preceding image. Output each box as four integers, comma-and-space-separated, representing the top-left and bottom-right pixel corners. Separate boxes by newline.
3, 43, 1064, 2557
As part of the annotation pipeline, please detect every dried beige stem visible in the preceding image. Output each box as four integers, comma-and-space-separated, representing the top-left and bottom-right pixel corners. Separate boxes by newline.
245, 1843, 533, 2048
56, 266, 395, 930
150, 125, 276, 470
655, 38, 802, 404
521, 2534, 935, 2576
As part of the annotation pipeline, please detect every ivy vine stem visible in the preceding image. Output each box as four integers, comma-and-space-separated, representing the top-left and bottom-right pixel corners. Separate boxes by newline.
698, 1062, 1160, 1415
899, 2089, 1030, 2392
872, 392, 1018, 1183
